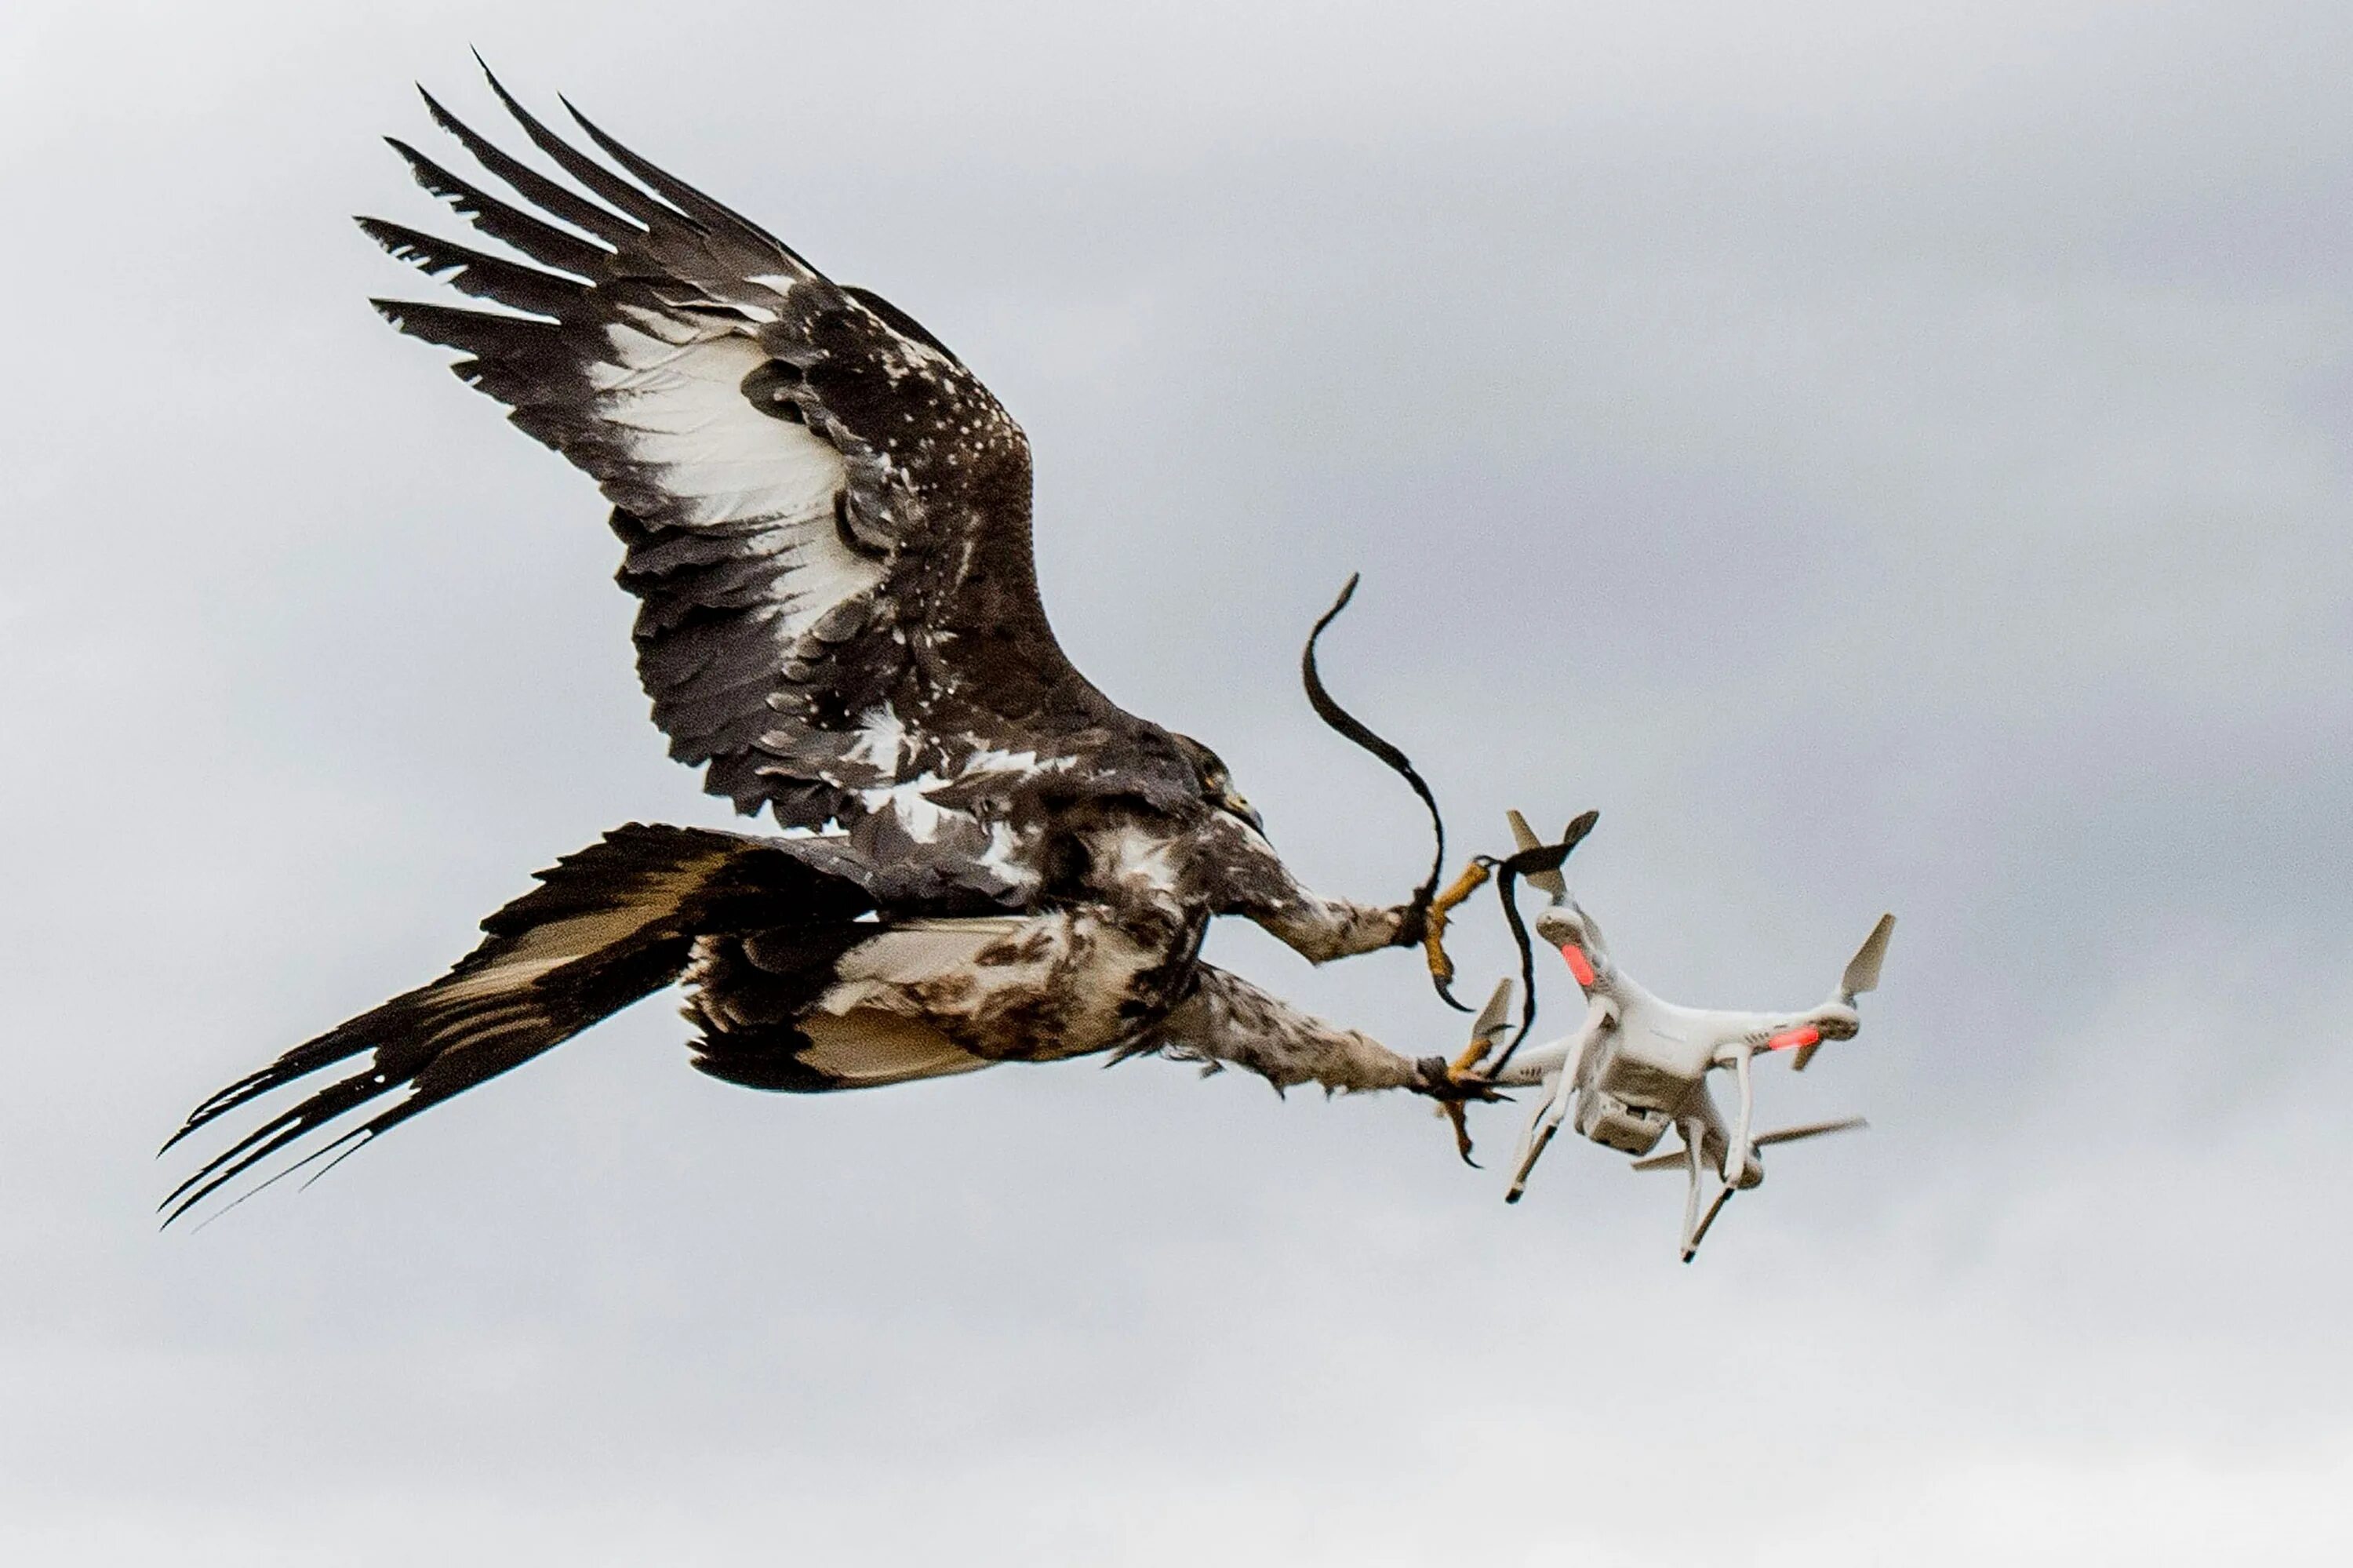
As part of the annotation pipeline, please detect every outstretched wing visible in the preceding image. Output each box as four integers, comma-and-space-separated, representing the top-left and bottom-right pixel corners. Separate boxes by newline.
365, 67, 1197, 882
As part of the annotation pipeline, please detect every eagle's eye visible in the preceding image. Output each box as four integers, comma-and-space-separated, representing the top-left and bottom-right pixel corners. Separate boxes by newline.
1169, 733, 1260, 831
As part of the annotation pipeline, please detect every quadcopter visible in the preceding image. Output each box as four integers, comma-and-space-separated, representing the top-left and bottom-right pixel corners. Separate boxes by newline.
1447, 812, 1894, 1262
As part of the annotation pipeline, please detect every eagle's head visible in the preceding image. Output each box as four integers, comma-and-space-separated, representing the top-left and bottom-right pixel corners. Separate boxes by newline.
1170, 734, 1265, 835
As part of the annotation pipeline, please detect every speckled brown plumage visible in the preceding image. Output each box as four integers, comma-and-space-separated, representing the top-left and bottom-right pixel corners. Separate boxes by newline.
160, 67, 1461, 1224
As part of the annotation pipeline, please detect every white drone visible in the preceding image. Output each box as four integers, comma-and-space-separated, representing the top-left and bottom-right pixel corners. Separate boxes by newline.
1453, 812, 1895, 1263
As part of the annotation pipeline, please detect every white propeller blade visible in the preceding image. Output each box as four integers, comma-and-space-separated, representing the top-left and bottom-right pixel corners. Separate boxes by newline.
1840, 913, 1897, 1002
1504, 809, 1567, 900
1797, 915, 1894, 1071
1433, 977, 1514, 1121
1755, 1115, 1869, 1148
1467, 976, 1515, 1055
1632, 1116, 1866, 1170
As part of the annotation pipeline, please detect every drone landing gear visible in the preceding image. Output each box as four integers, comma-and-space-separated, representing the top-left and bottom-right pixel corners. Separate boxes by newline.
1682, 1185, 1737, 1264
1644, 1115, 1871, 1260
1504, 1060, 1581, 1203
1671, 1117, 1730, 1264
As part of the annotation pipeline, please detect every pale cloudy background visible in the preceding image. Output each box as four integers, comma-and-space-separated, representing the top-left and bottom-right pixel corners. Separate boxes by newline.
2, 2, 2348, 1563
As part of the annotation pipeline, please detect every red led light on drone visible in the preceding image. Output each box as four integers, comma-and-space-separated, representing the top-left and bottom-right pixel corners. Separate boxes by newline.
1558, 945, 1596, 986
1766, 1025, 1820, 1052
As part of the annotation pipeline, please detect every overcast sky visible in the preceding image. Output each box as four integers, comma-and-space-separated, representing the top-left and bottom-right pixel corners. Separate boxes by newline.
3, 2, 2348, 1563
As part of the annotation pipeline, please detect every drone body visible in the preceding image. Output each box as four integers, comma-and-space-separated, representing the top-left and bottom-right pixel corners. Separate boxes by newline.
1482, 813, 1893, 1261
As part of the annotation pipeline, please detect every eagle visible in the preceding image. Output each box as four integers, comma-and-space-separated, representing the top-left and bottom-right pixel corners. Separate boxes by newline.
161, 69, 1491, 1224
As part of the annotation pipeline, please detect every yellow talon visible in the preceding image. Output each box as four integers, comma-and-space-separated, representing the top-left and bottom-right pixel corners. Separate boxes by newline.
1421, 860, 1492, 991
1435, 974, 1516, 1166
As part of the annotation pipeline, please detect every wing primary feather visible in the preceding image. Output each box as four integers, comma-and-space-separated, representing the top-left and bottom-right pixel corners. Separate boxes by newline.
159, 1065, 407, 1225
357, 217, 584, 320
384, 136, 610, 278
558, 96, 816, 274
369, 75, 1142, 840
369, 295, 565, 358
471, 57, 689, 232
416, 85, 646, 249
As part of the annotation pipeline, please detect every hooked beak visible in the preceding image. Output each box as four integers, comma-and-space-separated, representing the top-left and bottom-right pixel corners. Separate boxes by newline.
1221, 791, 1266, 835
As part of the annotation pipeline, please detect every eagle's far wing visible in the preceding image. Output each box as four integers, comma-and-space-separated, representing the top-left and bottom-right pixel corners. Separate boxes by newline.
365, 71, 1195, 877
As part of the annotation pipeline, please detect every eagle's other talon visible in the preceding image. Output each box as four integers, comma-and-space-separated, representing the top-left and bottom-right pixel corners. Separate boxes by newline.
1420, 1049, 1506, 1166
1414, 1055, 1504, 1103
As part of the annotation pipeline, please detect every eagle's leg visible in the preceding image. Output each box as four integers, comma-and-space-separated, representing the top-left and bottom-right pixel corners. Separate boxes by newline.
1132, 965, 1494, 1100
1251, 894, 1417, 966
1190, 814, 1422, 968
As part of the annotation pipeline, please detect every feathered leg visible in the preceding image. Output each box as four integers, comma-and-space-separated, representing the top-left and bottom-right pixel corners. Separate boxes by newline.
1129, 965, 1472, 1098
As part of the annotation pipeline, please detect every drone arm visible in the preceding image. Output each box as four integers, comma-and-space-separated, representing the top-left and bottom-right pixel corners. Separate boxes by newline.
1489, 1039, 1570, 1089
1492, 995, 1613, 1087
1678, 1119, 1702, 1242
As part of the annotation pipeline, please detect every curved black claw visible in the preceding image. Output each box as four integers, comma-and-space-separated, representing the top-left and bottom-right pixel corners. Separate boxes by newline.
1443, 1102, 1481, 1167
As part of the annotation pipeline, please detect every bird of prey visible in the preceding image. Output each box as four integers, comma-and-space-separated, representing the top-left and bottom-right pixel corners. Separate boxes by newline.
162, 69, 1488, 1224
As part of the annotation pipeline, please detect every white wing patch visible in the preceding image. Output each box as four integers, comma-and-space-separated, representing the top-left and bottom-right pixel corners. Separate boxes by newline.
846, 744, 1075, 854
598, 326, 839, 510
587, 324, 888, 657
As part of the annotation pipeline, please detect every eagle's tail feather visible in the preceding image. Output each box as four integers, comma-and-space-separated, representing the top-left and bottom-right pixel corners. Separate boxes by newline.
160, 824, 773, 1227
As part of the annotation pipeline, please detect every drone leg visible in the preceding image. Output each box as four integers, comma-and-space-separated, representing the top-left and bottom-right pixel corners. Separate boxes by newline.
1724, 1043, 1757, 1188
1678, 1120, 1706, 1255
1683, 1184, 1735, 1264
1502, 1013, 1601, 1203
1504, 1071, 1577, 1203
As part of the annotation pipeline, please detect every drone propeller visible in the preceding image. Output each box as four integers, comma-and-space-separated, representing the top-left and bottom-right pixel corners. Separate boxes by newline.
1795, 912, 1896, 1071
1629, 1115, 1868, 1172
1465, 973, 1517, 1057
1486, 810, 1599, 1076
1643, 1116, 1867, 1261
1758, 1115, 1871, 1148
1840, 912, 1896, 1002
1504, 810, 1569, 900
1438, 977, 1517, 1166
1505, 806, 1609, 992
